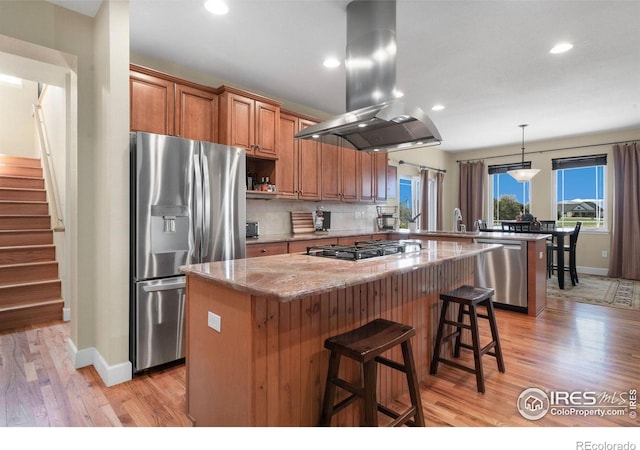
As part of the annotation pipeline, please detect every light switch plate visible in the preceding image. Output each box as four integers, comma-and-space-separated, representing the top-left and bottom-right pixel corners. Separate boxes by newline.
208, 311, 221, 332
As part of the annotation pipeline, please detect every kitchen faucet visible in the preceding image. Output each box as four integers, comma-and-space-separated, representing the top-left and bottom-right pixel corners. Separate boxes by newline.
453, 208, 463, 232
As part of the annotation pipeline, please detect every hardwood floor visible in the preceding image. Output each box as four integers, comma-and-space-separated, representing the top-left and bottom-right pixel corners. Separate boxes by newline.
1, 297, 638, 429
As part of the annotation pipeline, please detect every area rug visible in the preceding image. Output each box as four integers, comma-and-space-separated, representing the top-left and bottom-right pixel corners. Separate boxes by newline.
547, 274, 640, 310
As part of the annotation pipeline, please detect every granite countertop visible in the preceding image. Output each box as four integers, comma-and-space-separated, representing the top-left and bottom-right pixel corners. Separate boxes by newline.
181, 240, 501, 302
247, 229, 550, 244
401, 230, 551, 242
245, 230, 388, 244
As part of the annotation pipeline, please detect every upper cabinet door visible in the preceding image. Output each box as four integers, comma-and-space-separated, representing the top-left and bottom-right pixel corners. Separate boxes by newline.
341, 146, 359, 202
175, 84, 218, 142
219, 88, 280, 159
254, 101, 279, 158
220, 92, 255, 151
277, 113, 299, 198
130, 70, 175, 135
358, 151, 375, 202
374, 152, 388, 202
321, 140, 342, 201
298, 119, 322, 201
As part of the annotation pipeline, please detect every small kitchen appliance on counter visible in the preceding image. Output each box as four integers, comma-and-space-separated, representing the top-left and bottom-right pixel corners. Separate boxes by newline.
315, 209, 331, 232
246, 221, 259, 238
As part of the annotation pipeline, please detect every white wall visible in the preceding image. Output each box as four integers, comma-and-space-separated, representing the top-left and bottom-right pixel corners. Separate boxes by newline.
0, 79, 38, 156
0, 0, 132, 386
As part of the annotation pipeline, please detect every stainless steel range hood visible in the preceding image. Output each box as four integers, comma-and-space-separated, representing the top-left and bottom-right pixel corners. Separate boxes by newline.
295, 0, 442, 152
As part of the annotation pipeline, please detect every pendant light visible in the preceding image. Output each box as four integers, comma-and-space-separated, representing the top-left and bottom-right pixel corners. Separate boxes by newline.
507, 124, 540, 182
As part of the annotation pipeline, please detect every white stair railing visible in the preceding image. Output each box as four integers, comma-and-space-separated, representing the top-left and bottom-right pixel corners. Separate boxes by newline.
33, 86, 64, 232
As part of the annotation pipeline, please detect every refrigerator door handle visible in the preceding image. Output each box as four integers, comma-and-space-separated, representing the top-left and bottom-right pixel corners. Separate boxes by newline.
201, 153, 211, 259
142, 280, 186, 292
192, 153, 203, 261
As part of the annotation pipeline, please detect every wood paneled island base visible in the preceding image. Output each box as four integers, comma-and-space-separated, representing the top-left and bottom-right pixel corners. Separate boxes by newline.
185, 251, 481, 426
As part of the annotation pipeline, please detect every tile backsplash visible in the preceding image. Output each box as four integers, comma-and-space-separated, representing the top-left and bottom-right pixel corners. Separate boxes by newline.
247, 199, 381, 236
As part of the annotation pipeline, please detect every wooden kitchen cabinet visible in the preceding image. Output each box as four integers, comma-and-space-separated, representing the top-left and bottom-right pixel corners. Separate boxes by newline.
276, 112, 299, 199
358, 151, 375, 202
278, 114, 322, 201
321, 137, 359, 202
218, 87, 280, 159
321, 138, 342, 201
130, 65, 219, 142
175, 84, 218, 142
297, 120, 322, 201
341, 146, 359, 202
130, 69, 175, 135
374, 151, 388, 202
245, 241, 288, 258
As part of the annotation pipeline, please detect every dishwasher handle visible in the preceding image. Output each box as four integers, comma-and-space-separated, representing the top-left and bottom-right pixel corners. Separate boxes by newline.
475, 239, 522, 250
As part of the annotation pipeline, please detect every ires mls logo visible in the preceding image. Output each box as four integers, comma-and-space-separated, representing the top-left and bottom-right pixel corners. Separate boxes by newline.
517, 387, 637, 421
517, 388, 550, 420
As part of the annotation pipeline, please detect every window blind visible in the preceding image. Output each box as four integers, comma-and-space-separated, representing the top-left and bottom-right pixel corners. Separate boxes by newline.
552, 154, 607, 170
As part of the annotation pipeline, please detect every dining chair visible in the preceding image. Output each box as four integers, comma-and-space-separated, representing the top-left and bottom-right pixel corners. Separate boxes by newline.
539, 220, 556, 231
548, 221, 582, 285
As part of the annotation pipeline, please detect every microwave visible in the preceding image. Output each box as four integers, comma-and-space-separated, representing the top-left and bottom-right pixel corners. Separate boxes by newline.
246, 221, 259, 238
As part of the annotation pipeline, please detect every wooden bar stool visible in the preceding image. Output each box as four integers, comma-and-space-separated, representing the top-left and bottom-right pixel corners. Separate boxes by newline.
430, 285, 505, 394
319, 318, 425, 427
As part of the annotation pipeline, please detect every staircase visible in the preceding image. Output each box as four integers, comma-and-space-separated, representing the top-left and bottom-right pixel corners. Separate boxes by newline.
0, 155, 62, 331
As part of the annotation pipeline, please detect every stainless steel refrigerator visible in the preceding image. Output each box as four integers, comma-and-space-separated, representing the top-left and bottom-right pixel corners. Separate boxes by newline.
130, 132, 246, 374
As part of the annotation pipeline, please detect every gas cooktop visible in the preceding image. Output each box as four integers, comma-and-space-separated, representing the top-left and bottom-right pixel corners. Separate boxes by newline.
306, 239, 423, 261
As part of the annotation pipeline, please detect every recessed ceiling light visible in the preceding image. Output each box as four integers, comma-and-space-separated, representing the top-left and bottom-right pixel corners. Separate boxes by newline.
550, 42, 573, 54
432, 104, 445, 111
323, 57, 340, 68
204, 0, 229, 15
393, 89, 404, 99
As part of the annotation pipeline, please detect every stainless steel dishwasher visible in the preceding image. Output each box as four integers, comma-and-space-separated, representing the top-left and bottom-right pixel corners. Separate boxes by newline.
474, 238, 527, 312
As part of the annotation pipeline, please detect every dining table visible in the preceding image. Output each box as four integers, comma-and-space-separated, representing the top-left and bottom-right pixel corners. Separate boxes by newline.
485, 225, 577, 289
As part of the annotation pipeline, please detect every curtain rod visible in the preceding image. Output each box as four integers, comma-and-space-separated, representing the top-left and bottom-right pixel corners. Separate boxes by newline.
397, 160, 446, 173
455, 139, 636, 163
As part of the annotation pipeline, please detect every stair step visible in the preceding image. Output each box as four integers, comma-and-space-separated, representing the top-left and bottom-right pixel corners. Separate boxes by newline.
0, 279, 61, 307
0, 298, 63, 332
0, 215, 51, 230
0, 175, 44, 189
0, 261, 59, 286
0, 187, 46, 201
0, 245, 55, 265
0, 230, 53, 246
0, 164, 43, 178
0, 155, 41, 168
0, 201, 48, 215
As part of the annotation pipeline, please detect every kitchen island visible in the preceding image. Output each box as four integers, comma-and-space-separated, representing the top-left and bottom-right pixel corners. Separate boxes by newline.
391, 230, 550, 316
181, 240, 499, 427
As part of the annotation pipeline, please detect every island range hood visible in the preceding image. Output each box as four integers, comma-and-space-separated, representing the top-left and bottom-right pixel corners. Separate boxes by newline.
295, 0, 442, 152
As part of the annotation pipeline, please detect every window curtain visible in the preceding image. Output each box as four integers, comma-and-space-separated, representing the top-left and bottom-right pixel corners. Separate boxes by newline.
609, 142, 640, 280
419, 169, 430, 230
436, 171, 445, 230
458, 161, 484, 230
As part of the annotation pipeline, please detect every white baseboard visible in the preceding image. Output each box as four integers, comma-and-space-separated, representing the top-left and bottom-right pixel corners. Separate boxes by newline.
67, 339, 132, 387
577, 266, 608, 276
63, 306, 71, 321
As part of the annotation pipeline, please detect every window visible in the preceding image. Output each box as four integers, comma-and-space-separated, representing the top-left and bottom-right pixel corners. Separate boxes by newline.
552, 154, 607, 230
488, 163, 533, 225
398, 176, 420, 228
